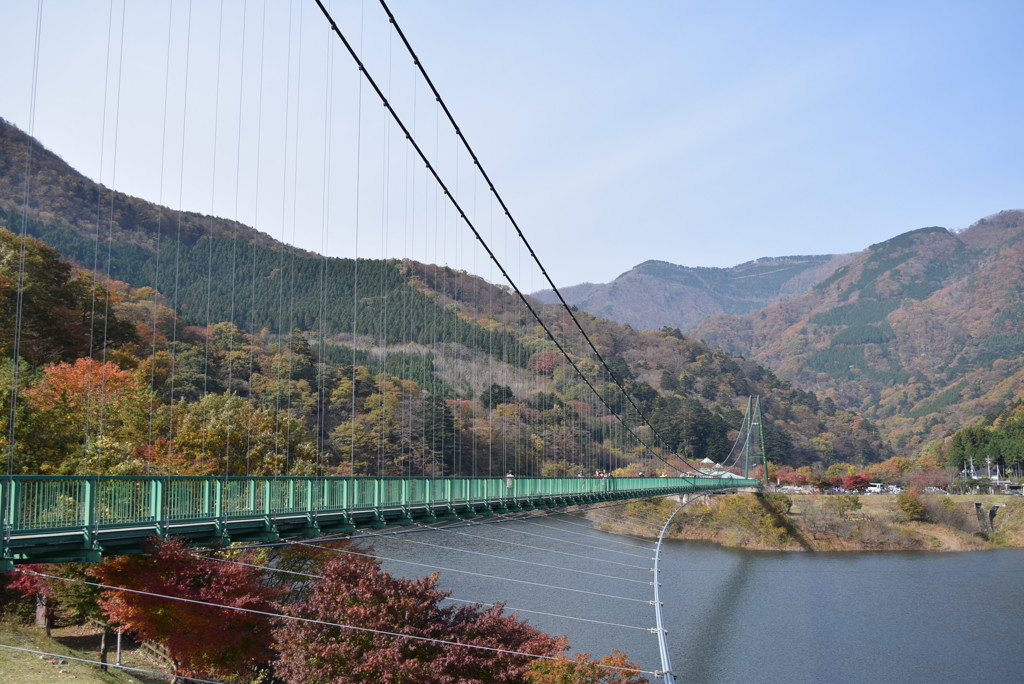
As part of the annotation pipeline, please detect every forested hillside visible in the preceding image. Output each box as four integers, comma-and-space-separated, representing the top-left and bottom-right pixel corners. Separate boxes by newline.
693, 211, 1024, 453
0, 118, 885, 473
943, 398, 1024, 477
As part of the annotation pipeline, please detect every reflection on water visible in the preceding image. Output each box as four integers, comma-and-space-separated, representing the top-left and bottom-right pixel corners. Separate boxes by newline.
369, 516, 1024, 683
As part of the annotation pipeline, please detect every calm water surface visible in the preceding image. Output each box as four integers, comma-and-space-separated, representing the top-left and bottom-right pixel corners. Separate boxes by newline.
370, 516, 1024, 683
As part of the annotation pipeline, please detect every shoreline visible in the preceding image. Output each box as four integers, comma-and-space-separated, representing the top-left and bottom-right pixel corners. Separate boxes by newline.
589, 493, 1024, 553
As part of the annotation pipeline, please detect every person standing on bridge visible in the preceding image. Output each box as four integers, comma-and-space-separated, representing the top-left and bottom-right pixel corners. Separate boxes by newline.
505, 470, 515, 495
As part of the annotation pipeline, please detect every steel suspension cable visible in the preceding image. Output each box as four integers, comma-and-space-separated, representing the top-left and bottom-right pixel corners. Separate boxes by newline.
471, 521, 651, 560
223, 0, 251, 477
377, 535, 650, 584
290, 541, 651, 604
5, 0, 45, 479
199, 557, 651, 630
96, 0, 130, 469
245, 0, 270, 474
553, 513, 660, 546
199, 0, 227, 469
373, 0, 706, 476
83, 0, 115, 449
315, 0, 337, 476
650, 494, 713, 683
524, 515, 657, 552
146, 0, 177, 473
415, 523, 649, 571
167, 0, 195, 452
348, 0, 366, 475
311, 0, 690, 477
18, 569, 658, 677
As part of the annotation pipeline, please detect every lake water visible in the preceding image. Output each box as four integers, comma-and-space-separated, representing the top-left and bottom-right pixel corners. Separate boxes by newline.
368, 514, 1024, 683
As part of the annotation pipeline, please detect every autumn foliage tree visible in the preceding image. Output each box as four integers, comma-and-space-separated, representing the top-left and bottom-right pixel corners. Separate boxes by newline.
273, 543, 563, 683
0, 227, 135, 365
21, 357, 154, 474
90, 537, 279, 680
7, 564, 57, 635
842, 472, 871, 492
7, 563, 113, 665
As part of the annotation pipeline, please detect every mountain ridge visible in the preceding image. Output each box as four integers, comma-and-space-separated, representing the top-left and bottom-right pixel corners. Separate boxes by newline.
532, 253, 854, 331
692, 210, 1024, 452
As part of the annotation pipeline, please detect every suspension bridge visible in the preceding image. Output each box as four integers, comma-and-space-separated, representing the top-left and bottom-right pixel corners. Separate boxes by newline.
2, 1, 768, 680
0, 474, 758, 571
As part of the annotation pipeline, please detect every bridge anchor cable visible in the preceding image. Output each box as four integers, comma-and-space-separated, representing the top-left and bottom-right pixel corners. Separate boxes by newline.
651, 493, 713, 683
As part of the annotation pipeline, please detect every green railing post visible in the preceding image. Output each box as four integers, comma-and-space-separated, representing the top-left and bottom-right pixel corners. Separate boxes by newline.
0, 478, 14, 573
150, 479, 164, 528
84, 477, 97, 540
214, 479, 223, 519
4, 478, 16, 530
0, 480, 7, 570
202, 480, 211, 518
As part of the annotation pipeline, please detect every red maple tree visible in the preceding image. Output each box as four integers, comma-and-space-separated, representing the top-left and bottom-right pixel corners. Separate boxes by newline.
90, 537, 279, 680
273, 543, 564, 683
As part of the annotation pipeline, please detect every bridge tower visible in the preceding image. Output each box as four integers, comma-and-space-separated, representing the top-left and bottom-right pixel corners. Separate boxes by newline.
742, 396, 768, 485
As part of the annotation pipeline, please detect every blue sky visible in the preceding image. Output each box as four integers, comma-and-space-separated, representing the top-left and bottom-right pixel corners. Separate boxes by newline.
2, 1, 1022, 288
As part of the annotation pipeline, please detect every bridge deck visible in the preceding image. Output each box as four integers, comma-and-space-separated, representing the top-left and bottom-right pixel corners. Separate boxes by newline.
1, 475, 757, 569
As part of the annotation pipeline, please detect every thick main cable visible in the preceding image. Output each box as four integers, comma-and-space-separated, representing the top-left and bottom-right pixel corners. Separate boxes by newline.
375, 0, 708, 476
310, 0, 693, 476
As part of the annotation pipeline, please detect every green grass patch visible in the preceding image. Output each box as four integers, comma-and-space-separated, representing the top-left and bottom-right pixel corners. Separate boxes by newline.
0, 622, 159, 683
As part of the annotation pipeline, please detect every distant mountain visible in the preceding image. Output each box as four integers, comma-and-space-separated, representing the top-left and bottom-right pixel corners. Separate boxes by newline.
692, 211, 1024, 452
531, 254, 853, 331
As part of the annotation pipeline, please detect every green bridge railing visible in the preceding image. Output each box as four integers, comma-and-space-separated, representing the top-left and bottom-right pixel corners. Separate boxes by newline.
1, 475, 758, 569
